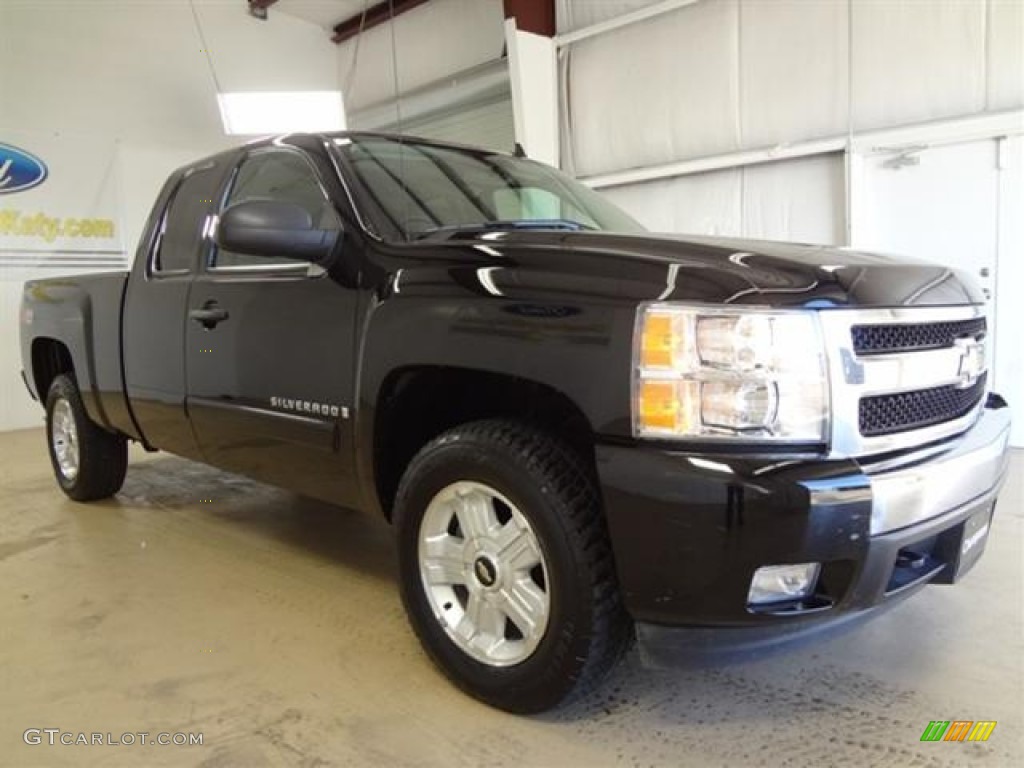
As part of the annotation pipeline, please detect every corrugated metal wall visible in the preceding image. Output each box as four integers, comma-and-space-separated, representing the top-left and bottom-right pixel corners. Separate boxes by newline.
395, 96, 517, 152
557, 0, 1023, 245
561, 0, 1021, 176
338, 0, 515, 152
599, 153, 846, 244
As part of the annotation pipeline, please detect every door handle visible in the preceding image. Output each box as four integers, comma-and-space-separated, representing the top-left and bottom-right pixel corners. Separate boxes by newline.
189, 301, 229, 329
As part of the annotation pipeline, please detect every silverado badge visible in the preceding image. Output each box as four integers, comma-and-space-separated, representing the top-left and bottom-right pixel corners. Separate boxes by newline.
270, 396, 349, 419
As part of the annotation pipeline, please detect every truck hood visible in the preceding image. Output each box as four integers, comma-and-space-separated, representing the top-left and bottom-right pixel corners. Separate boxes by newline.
407, 230, 983, 308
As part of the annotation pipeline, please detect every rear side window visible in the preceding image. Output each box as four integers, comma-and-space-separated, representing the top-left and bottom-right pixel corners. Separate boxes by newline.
153, 168, 217, 274
213, 150, 339, 269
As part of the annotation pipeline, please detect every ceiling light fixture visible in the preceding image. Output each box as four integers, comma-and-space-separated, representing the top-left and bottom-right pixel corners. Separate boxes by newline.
217, 91, 347, 135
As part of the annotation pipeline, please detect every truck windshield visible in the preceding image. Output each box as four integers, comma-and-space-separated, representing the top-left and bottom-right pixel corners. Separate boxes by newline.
333, 135, 645, 241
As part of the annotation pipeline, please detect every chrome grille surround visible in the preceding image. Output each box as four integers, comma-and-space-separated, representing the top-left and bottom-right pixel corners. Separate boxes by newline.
818, 305, 988, 458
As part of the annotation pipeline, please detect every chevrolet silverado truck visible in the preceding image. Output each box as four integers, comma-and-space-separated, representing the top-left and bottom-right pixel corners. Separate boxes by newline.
19, 133, 1011, 713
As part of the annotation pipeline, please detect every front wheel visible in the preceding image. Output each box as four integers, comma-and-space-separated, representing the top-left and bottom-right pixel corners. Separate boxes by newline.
394, 419, 632, 713
45, 374, 127, 501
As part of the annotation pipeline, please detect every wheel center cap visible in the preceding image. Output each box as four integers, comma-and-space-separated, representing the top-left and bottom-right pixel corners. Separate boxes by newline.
473, 556, 498, 588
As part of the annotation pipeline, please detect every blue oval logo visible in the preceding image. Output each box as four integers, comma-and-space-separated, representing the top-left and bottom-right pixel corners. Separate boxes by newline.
0, 143, 48, 194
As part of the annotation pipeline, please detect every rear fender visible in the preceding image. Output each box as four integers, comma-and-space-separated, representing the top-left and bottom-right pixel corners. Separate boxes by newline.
23, 281, 109, 429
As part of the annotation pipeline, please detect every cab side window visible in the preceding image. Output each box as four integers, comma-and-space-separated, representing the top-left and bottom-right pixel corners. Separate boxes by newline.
153, 168, 216, 274
214, 151, 340, 269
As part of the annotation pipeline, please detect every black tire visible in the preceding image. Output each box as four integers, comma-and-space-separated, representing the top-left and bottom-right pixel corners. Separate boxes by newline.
394, 419, 632, 713
45, 374, 128, 501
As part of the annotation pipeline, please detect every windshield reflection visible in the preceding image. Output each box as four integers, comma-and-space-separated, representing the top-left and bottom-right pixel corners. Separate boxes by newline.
334, 135, 645, 241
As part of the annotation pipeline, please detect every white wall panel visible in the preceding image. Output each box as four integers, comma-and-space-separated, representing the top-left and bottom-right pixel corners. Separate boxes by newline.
988, 0, 1024, 111
2, 3, 217, 149
194, 2, 340, 94
337, 0, 505, 110
564, 0, 1022, 180
741, 154, 846, 244
600, 153, 844, 244
740, 0, 848, 148
994, 136, 1024, 446
600, 169, 741, 234
567, 0, 740, 176
851, 0, 987, 130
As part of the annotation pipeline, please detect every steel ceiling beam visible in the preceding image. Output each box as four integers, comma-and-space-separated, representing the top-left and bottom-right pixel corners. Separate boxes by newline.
502, 0, 554, 37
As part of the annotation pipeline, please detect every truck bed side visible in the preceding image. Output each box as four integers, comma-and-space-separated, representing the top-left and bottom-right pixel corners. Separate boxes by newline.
20, 271, 141, 440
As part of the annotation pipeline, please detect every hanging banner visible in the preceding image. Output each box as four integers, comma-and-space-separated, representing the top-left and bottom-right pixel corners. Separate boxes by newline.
0, 130, 125, 271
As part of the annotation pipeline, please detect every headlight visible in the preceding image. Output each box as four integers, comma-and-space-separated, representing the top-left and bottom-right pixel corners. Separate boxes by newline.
634, 305, 828, 441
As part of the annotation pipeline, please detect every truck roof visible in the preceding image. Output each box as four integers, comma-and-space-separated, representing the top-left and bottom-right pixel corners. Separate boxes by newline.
175, 131, 516, 178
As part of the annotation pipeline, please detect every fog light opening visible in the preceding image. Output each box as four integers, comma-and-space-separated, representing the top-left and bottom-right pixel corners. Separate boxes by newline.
747, 563, 821, 606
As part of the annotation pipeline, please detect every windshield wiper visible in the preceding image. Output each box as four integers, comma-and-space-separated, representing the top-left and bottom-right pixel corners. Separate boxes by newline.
414, 219, 597, 239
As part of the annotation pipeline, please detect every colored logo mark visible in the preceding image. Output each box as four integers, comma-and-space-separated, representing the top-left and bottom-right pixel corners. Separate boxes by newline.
920, 720, 996, 742
0, 143, 48, 194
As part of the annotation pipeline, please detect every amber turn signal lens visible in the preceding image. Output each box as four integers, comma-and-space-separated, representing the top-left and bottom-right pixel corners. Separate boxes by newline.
637, 380, 702, 433
638, 381, 678, 431
641, 312, 676, 368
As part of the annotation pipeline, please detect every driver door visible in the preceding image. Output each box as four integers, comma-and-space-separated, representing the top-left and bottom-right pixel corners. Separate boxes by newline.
185, 147, 361, 508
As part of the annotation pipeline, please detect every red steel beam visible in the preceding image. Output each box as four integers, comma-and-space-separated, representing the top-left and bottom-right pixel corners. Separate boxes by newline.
332, 0, 431, 44
502, 0, 554, 37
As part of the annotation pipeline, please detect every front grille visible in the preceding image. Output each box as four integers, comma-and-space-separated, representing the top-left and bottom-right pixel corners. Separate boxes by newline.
859, 374, 986, 437
851, 317, 986, 356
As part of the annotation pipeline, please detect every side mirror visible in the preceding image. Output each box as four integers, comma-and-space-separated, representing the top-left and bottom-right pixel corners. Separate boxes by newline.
215, 200, 338, 263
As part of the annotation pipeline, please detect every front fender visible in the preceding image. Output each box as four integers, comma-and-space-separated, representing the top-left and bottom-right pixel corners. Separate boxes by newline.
352, 288, 637, 517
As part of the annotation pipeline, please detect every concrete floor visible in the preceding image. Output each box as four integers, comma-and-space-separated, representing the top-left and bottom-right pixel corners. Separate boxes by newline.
0, 427, 1020, 768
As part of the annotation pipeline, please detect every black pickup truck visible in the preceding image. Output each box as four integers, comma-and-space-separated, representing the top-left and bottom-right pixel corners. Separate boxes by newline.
20, 133, 1010, 712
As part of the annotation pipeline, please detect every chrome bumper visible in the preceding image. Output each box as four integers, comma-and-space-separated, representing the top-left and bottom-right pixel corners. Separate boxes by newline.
868, 404, 1011, 535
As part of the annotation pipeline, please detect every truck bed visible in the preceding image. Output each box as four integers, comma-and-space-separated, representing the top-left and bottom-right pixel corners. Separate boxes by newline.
20, 271, 136, 437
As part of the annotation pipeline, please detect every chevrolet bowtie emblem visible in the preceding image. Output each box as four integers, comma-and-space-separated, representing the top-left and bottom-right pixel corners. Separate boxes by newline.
954, 337, 985, 389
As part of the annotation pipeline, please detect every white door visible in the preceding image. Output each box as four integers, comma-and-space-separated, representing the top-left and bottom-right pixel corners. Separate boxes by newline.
856, 140, 998, 299
854, 137, 1023, 447
994, 136, 1024, 448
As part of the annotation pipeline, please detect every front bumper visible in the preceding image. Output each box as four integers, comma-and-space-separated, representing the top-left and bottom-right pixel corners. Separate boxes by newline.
597, 398, 1010, 636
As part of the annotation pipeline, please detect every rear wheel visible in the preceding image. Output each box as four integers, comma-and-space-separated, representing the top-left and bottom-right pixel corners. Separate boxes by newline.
394, 419, 632, 713
45, 374, 127, 501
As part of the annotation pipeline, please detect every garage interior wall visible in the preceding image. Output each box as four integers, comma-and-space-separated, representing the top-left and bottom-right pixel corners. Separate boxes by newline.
337, 0, 514, 151
599, 153, 847, 244
560, 0, 1023, 234
0, 0, 339, 431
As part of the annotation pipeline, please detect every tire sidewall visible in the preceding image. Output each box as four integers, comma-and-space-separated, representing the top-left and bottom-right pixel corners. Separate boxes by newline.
396, 432, 597, 712
45, 376, 83, 495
